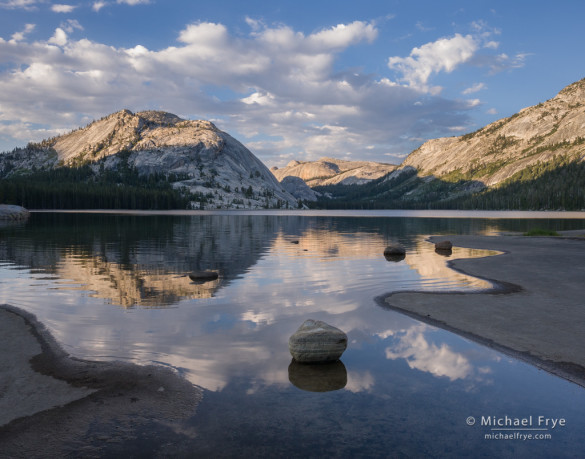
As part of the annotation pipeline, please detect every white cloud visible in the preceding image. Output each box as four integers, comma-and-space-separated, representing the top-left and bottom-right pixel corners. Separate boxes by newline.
92, 1, 106, 11
117, 0, 149, 4
10, 23, 35, 42
462, 82, 486, 95
388, 33, 478, 92
51, 3, 76, 13
60, 19, 83, 33
48, 27, 68, 46
487, 108, 497, 115
0, 0, 39, 10
0, 20, 480, 164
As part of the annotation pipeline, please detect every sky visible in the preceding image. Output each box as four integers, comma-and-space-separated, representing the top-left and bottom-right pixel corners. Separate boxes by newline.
0, 1, 584, 167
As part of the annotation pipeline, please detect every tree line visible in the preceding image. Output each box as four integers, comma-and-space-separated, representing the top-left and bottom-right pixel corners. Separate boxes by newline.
0, 164, 190, 209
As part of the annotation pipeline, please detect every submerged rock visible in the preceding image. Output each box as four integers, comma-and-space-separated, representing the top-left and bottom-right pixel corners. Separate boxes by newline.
0, 204, 30, 220
288, 360, 347, 392
188, 270, 219, 282
288, 319, 347, 363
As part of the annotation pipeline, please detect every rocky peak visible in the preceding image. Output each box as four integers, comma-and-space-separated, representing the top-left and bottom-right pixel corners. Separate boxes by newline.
0, 109, 300, 210
136, 110, 184, 127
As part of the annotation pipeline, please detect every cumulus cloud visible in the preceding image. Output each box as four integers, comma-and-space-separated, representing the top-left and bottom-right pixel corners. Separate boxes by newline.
51, 3, 76, 13
47, 27, 68, 46
388, 33, 478, 92
0, 19, 480, 164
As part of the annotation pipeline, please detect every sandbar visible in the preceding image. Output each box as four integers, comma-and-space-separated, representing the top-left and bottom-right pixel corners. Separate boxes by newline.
380, 231, 585, 387
0, 304, 201, 457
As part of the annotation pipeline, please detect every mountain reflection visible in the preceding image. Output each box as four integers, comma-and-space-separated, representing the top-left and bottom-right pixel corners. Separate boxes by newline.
0, 213, 497, 307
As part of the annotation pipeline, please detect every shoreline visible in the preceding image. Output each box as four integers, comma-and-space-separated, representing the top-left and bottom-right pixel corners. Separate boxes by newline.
29, 208, 585, 218
0, 304, 202, 457
380, 231, 585, 388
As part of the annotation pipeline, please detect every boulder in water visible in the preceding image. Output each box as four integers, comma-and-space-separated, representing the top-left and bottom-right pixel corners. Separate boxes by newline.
288, 319, 347, 363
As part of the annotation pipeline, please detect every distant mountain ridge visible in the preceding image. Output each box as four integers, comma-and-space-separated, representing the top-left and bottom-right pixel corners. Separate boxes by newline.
0, 110, 298, 209
270, 157, 397, 186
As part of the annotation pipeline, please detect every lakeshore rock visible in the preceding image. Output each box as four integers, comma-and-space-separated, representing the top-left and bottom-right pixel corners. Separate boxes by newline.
288, 319, 348, 363
189, 270, 219, 282
435, 240, 453, 250
0, 204, 30, 220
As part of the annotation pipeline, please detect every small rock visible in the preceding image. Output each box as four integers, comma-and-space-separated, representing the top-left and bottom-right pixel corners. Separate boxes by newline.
291, 240, 300, 244
435, 240, 453, 251
289, 319, 347, 363
188, 271, 219, 282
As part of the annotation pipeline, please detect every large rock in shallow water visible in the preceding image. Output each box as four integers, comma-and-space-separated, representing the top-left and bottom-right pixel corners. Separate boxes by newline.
0, 204, 29, 220
289, 319, 347, 363
435, 240, 453, 251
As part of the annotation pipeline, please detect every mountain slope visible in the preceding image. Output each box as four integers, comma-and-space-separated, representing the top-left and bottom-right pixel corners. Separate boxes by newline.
270, 157, 396, 186
0, 110, 298, 209
311, 77, 585, 210
403, 78, 585, 186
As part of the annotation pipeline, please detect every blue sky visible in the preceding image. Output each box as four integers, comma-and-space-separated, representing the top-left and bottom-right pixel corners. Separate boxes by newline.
0, 0, 584, 167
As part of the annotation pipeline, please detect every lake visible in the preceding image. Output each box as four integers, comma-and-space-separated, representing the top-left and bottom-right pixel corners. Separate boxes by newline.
1, 210, 585, 457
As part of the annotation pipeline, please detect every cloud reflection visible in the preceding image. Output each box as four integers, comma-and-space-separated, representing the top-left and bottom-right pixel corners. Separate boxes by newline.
384, 325, 472, 381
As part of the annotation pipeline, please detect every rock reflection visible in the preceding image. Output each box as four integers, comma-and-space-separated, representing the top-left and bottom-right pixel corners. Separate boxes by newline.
288, 360, 347, 392
384, 253, 406, 262
434, 248, 452, 257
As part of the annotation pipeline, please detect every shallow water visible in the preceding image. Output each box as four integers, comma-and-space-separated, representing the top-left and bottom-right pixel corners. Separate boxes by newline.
1, 211, 585, 457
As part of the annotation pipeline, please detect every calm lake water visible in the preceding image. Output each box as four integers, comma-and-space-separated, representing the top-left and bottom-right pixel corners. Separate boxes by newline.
2, 210, 585, 457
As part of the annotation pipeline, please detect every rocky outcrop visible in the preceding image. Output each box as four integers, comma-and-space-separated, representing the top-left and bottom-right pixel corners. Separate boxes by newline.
0, 204, 29, 220
271, 157, 396, 186
0, 110, 298, 210
402, 78, 585, 186
280, 176, 319, 202
288, 319, 348, 363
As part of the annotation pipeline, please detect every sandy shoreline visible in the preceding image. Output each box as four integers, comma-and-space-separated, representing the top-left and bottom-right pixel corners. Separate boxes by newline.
380, 231, 585, 388
0, 304, 201, 457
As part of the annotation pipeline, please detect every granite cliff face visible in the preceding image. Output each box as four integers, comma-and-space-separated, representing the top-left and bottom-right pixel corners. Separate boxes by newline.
0, 110, 298, 209
270, 157, 397, 186
402, 78, 585, 186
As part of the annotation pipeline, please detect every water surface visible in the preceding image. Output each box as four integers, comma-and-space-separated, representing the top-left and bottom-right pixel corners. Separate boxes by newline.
1, 211, 584, 457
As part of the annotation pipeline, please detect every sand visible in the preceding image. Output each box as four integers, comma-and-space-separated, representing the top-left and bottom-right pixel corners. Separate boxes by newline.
0, 304, 201, 457
381, 231, 585, 387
